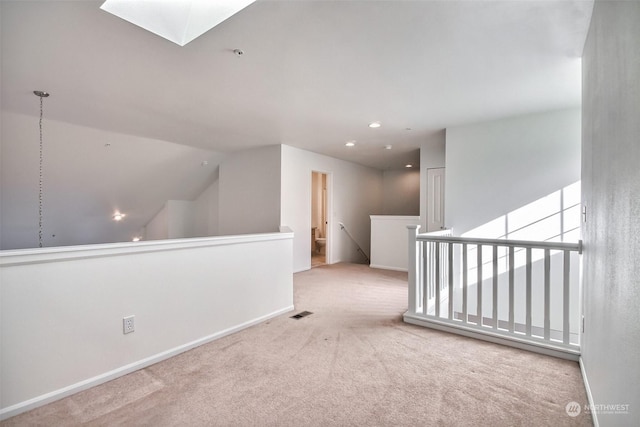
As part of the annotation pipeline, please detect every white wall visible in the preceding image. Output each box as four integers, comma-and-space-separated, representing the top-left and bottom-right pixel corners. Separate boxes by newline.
370, 215, 420, 271
419, 130, 446, 231
144, 171, 220, 241
280, 145, 383, 272
445, 108, 581, 236
218, 146, 282, 235
382, 170, 420, 216
144, 204, 169, 241
167, 200, 195, 239
582, 2, 640, 425
0, 232, 294, 419
193, 177, 219, 237
144, 200, 196, 240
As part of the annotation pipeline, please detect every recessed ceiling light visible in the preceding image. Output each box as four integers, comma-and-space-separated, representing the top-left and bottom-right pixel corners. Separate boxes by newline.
132, 236, 141, 242
384, 145, 392, 150
369, 122, 381, 128
405, 164, 413, 168
345, 141, 356, 147
113, 212, 125, 221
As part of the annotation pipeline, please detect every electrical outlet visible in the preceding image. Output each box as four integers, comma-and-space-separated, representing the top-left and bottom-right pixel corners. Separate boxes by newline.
123, 315, 135, 334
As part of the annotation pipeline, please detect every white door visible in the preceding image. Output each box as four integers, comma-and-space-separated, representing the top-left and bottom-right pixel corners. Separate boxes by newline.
427, 168, 445, 232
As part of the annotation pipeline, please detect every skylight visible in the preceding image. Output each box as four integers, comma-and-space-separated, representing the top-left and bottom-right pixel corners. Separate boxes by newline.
100, 0, 257, 46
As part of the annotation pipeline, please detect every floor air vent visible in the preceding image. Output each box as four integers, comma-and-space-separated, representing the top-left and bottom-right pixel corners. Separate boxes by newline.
290, 311, 313, 319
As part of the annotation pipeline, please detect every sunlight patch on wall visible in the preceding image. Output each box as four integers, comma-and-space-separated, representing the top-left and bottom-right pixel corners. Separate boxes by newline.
462, 181, 581, 274
463, 181, 581, 242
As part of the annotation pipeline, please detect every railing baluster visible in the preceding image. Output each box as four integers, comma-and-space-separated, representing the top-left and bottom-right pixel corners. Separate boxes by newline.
492, 245, 498, 330
407, 225, 419, 316
423, 242, 433, 302
416, 242, 421, 312
477, 245, 483, 327
417, 242, 421, 312
435, 241, 441, 318
526, 248, 532, 337
563, 250, 571, 345
544, 249, 551, 341
462, 243, 468, 323
508, 246, 515, 333
448, 243, 454, 320
441, 242, 447, 292
429, 242, 435, 301
422, 242, 428, 314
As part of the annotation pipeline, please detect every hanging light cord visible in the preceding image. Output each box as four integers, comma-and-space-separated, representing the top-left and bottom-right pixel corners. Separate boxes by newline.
38, 95, 44, 248
34, 90, 49, 248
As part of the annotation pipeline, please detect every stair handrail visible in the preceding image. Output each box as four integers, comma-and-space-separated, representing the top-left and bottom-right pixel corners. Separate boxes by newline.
338, 222, 370, 264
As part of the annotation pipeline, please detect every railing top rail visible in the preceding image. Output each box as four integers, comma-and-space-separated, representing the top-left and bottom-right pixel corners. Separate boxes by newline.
422, 229, 453, 237
416, 234, 582, 253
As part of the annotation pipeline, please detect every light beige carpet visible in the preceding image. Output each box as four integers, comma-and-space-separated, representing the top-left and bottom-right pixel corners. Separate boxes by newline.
3, 263, 592, 426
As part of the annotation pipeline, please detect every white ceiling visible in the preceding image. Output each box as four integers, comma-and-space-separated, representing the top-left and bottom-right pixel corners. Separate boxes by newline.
2, 0, 592, 169
0, 0, 594, 249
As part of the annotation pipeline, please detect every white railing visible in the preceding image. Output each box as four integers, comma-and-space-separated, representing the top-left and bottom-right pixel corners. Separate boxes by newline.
406, 225, 582, 359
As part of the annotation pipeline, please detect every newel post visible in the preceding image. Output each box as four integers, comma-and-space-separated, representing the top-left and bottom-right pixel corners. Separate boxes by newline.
407, 225, 421, 315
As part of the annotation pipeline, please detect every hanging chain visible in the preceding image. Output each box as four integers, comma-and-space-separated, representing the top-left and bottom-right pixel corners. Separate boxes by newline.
34, 90, 49, 248
38, 95, 44, 248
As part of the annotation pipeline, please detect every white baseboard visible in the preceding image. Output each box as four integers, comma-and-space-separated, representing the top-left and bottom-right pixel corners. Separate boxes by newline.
403, 312, 580, 361
369, 264, 408, 272
0, 305, 294, 421
579, 357, 599, 427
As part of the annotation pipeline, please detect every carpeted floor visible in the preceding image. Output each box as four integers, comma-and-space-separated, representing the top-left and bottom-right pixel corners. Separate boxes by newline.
2, 263, 592, 426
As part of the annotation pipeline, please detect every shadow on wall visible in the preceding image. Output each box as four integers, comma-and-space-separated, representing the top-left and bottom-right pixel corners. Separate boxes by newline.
462, 181, 581, 243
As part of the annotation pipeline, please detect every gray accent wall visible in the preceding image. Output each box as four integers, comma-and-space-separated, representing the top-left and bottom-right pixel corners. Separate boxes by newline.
381, 169, 420, 216
582, 1, 640, 425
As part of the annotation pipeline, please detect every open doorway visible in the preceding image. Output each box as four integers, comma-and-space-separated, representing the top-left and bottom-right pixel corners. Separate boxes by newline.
311, 171, 328, 267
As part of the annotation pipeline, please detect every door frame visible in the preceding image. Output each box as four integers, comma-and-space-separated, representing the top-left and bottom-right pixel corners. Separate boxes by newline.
426, 167, 445, 232
311, 170, 333, 265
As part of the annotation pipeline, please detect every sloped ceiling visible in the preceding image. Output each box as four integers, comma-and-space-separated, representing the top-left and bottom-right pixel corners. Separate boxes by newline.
0, 0, 593, 249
